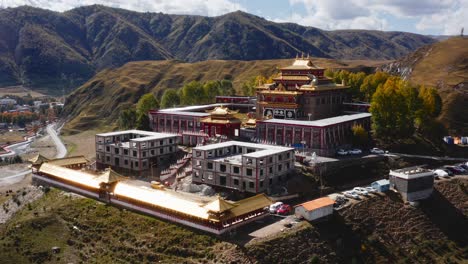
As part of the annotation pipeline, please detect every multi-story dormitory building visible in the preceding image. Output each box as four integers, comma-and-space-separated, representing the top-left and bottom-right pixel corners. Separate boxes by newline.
192, 141, 295, 193
95, 130, 178, 176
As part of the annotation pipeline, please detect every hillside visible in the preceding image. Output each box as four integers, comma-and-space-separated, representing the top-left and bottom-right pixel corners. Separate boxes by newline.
0, 5, 435, 93
61, 58, 387, 134
381, 37, 468, 135
0, 177, 466, 263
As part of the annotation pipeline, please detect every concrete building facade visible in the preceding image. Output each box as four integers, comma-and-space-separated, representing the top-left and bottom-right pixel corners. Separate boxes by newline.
95, 130, 178, 175
192, 141, 295, 193
389, 166, 434, 202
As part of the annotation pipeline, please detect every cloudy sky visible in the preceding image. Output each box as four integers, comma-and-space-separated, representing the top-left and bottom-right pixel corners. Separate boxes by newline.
2, 0, 467, 35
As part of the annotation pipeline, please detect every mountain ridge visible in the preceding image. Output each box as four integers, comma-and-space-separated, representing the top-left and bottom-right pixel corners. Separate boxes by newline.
0, 5, 435, 93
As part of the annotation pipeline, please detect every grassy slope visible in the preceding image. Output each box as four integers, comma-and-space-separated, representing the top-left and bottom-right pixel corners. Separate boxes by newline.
1, 179, 466, 263
62, 58, 387, 134
409, 37, 468, 135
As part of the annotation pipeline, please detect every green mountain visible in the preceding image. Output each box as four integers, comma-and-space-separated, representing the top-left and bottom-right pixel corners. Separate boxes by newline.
0, 5, 435, 94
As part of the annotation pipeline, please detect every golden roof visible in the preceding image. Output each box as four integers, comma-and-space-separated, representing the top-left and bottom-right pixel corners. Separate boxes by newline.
225, 194, 272, 220
29, 154, 49, 165
203, 196, 236, 213
207, 106, 238, 116
38, 163, 100, 189
280, 58, 323, 70
200, 117, 242, 124
47, 156, 89, 167
95, 168, 129, 184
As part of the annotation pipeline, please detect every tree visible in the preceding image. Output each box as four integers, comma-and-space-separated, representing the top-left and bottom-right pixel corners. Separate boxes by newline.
419, 85, 442, 117
370, 77, 412, 138
203, 81, 220, 103
136, 93, 159, 116
180, 81, 205, 105
351, 124, 369, 147
118, 108, 137, 129
360, 71, 389, 101
218, 79, 235, 95
160, 89, 181, 109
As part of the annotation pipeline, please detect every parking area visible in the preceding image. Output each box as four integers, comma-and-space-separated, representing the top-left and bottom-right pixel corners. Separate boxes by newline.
249, 215, 302, 239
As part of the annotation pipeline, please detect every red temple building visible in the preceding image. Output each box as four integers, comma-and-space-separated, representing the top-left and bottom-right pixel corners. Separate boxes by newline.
201, 106, 241, 137
257, 56, 348, 121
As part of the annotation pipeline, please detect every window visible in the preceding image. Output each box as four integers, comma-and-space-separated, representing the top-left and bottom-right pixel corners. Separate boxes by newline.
124, 149, 128, 155
169, 139, 173, 144
269, 157, 273, 163
196, 160, 201, 167
106, 156, 110, 162
106, 146, 110, 152
286, 162, 290, 169
143, 151, 146, 157
195, 151, 201, 157
133, 151, 137, 157
124, 160, 128, 165
169, 146, 173, 152
233, 167, 240, 174
151, 150, 155, 155
233, 179, 239, 185
142, 161, 147, 168
207, 173, 213, 180
220, 176, 226, 186
246, 158, 253, 165
150, 142, 154, 147
249, 182, 254, 188
115, 148, 119, 154
247, 148, 254, 153
260, 169, 264, 176
247, 168, 253, 176
220, 164, 226, 172
286, 152, 290, 159
259, 159, 264, 165
160, 140, 164, 145
160, 148, 164, 154
208, 151, 213, 157
269, 167, 273, 173
135, 161, 139, 167
278, 164, 282, 171
269, 178, 273, 185
260, 180, 264, 188
207, 162, 213, 170
278, 154, 282, 161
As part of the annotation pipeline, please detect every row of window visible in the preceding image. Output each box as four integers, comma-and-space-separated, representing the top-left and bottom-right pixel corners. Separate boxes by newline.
103, 146, 174, 157
204, 162, 292, 175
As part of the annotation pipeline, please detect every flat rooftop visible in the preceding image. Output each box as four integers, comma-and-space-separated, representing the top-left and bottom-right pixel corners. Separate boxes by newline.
157, 103, 231, 113
259, 113, 371, 127
390, 166, 434, 179
96, 130, 177, 141
194, 141, 294, 159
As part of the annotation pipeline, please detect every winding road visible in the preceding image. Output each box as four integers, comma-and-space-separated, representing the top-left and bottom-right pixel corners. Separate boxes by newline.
46, 123, 67, 159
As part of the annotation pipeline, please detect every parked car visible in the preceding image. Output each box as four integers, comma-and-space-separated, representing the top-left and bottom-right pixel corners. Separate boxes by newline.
353, 187, 369, 196
440, 168, 454, 176
444, 166, 464, 174
370, 148, 385, 154
457, 163, 468, 170
337, 149, 348, 156
433, 169, 449, 177
365, 186, 377, 193
269, 202, 283, 214
343, 191, 360, 199
349, 149, 362, 155
452, 165, 466, 173
277, 204, 292, 215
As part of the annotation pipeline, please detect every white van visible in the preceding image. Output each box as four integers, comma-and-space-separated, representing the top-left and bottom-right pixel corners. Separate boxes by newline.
269, 202, 283, 214
433, 169, 448, 177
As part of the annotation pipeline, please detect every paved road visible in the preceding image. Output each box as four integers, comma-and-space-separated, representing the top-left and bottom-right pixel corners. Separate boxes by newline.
46, 123, 67, 159
386, 152, 467, 161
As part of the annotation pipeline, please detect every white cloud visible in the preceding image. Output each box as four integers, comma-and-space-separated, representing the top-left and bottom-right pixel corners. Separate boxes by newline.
416, 0, 468, 35
1, 0, 245, 16
286, 0, 467, 34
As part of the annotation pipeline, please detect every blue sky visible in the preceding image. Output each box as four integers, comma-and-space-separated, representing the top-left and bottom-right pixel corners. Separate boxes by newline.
2, 0, 467, 35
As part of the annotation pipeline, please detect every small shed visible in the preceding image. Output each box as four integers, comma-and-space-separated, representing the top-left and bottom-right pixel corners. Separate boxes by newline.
371, 179, 390, 192
294, 197, 334, 221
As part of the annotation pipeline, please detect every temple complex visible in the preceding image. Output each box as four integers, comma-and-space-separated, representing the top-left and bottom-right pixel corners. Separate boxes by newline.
256, 56, 348, 121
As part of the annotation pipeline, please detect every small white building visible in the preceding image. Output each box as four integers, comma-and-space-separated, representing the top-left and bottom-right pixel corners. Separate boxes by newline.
294, 197, 335, 221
